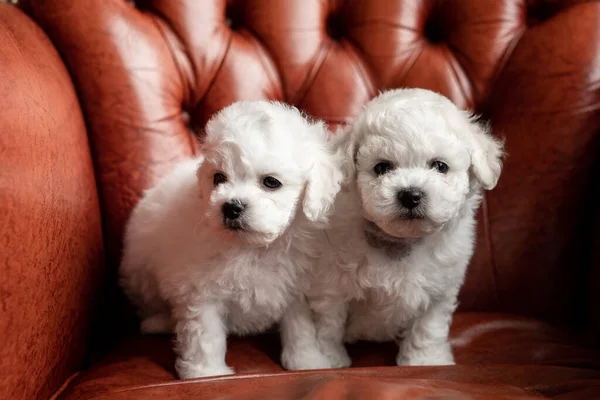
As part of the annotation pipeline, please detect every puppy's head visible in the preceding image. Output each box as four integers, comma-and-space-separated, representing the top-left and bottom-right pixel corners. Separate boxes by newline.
197, 101, 342, 246
339, 88, 504, 238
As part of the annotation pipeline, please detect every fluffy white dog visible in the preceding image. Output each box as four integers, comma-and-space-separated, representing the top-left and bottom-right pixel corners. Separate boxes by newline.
283, 88, 504, 369
119, 100, 342, 379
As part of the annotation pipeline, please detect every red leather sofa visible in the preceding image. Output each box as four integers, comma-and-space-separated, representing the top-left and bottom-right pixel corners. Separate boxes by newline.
1, 0, 599, 399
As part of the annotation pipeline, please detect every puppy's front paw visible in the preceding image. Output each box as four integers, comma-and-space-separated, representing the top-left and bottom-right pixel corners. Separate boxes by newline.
175, 358, 234, 379
319, 342, 352, 368
396, 343, 455, 366
281, 347, 334, 371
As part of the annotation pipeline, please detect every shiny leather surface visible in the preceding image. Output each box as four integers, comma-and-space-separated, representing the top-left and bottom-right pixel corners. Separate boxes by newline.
0, 4, 105, 400
0, 0, 598, 398
56, 313, 600, 398
57, 313, 600, 399
60, 371, 600, 400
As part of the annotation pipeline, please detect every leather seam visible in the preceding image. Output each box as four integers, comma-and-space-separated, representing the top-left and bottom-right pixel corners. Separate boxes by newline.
342, 39, 377, 99
444, 40, 479, 104
143, 11, 198, 155
294, 39, 331, 106
48, 372, 80, 400
396, 44, 426, 87
487, 27, 526, 99
149, 16, 193, 101
440, 45, 473, 108
192, 31, 235, 125
144, 8, 196, 105
242, 29, 285, 100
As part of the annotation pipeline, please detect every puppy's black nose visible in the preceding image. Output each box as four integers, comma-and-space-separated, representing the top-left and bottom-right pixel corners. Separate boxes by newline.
397, 189, 424, 209
222, 200, 246, 220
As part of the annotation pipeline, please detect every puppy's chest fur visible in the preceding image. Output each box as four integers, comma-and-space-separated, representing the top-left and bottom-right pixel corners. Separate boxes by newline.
320, 192, 477, 342
340, 231, 469, 342
324, 205, 456, 304
170, 242, 310, 335
358, 237, 447, 307
320, 222, 446, 307
221, 247, 309, 334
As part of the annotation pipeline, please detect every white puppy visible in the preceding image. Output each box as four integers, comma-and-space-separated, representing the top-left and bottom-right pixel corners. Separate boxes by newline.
120, 100, 342, 379
283, 88, 504, 369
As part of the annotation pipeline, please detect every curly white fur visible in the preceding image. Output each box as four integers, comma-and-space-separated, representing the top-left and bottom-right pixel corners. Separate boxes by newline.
120, 100, 342, 379
282, 88, 504, 369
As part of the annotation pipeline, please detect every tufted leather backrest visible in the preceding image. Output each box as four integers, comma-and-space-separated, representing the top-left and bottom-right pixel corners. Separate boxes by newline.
27, 0, 600, 334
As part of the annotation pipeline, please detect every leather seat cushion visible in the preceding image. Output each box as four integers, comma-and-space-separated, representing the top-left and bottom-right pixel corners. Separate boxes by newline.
56, 313, 600, 399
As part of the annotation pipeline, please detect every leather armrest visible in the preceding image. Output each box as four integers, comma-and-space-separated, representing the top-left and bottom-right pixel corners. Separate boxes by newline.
0, 4, 105, 400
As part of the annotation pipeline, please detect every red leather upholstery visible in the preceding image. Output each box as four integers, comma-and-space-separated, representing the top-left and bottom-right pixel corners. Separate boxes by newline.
0, 0, 598, 399
0, 4, 105, 400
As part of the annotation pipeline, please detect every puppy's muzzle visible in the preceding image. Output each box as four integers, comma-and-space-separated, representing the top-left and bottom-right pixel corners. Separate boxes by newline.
222, 199, 246, 230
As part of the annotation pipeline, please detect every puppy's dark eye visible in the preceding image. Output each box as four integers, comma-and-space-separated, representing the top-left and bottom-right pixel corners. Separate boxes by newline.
213, 172, 227, 186
430, 160, 449, 174
373, 161, 393, 176
263, 176, 282, 189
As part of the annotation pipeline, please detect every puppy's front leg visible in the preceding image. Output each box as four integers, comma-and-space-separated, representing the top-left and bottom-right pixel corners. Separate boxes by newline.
312, 298, 351, 368
173, 302, 234, 379
396, 298, 456, 366
280, 296, 333, 370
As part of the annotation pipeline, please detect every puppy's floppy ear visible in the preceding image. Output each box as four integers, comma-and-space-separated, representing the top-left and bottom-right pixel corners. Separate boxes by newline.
331, 124, 360, 187
467, 115, 504, 190
302, 123, 344, 223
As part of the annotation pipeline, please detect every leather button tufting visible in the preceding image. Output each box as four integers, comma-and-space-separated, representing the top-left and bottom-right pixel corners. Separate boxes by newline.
424, 14, 445, 44
2, 0, 599, 399
225, 2, 244, 31
25, 0, 600, 369
326, 12, 345, 41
